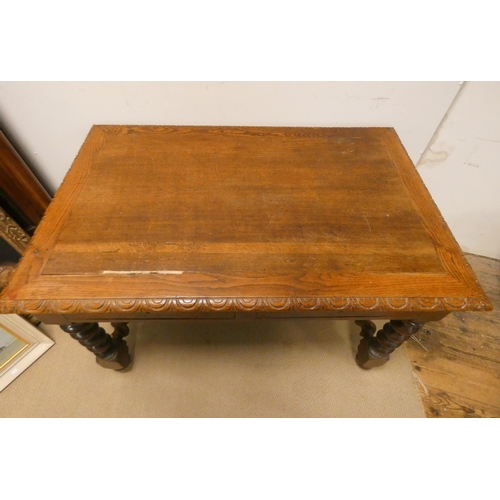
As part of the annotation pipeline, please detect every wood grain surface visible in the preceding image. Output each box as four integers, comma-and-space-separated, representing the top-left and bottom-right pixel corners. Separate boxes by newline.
406, 254, 500, 417
0, 126, 491, 320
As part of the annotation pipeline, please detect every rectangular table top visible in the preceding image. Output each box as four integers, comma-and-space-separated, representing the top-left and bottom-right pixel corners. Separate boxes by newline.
0, 126, 492, 318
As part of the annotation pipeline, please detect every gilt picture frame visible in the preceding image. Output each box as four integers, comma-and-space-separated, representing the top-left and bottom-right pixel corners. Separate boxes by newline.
0, 314, 54, 392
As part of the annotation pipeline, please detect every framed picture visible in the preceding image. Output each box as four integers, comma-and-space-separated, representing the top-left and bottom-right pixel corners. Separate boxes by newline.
0, 206, 30, 290
0, 314, 54, 392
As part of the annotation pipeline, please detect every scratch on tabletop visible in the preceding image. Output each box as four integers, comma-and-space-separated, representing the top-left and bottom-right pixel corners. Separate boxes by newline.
363, 215, 372, 233
101, 270, 184, 275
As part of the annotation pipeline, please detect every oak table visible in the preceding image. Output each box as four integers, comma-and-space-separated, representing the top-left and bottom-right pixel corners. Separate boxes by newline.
0, 126, 492, 370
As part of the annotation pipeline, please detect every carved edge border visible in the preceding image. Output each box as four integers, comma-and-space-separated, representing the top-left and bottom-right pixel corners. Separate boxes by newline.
0, 296, 492, 315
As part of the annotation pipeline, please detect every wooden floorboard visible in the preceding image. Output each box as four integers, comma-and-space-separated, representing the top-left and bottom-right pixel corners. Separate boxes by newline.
405, 253, 500, 418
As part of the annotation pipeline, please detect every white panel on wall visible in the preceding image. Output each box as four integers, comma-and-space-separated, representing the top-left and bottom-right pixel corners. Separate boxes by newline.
0, 82, 460, 193
417, 81, 500, 260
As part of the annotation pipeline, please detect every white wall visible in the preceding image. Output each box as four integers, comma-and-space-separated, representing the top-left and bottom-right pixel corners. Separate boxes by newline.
417, 81, 500, 259
0, 82, 459, 192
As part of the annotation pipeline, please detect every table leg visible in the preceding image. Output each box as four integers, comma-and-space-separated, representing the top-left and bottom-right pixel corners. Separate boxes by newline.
355, 319, 423, 369
60, 322, 131, 370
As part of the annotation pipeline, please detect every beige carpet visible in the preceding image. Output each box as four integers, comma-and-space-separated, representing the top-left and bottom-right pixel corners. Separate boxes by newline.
0, 318, 425, 417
